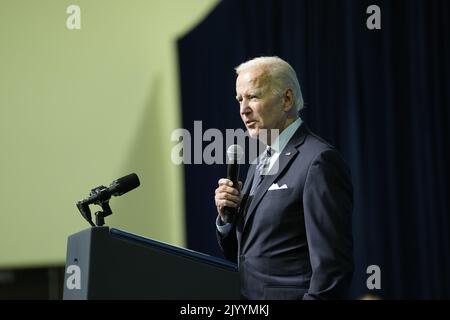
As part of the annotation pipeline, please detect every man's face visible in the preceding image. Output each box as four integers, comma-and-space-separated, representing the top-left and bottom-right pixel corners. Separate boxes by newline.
236, 67, 286, 139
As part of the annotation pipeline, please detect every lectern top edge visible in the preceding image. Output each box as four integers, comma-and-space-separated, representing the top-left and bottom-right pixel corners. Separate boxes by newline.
110, 228, 238, 272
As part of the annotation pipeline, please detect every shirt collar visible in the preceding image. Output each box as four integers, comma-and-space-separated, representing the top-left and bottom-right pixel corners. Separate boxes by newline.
271, 117, 303, 153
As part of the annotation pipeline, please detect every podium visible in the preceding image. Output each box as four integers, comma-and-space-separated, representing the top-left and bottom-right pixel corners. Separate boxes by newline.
63, 227, 239, 299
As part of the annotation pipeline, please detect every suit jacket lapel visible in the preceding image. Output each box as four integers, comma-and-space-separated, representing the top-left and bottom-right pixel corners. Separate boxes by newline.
238, 165, 255, 217
242, 124, 309, 232
242, 165, 255, 197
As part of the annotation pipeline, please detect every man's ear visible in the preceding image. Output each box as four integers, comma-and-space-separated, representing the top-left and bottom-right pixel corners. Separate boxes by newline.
282, 88, 294, 112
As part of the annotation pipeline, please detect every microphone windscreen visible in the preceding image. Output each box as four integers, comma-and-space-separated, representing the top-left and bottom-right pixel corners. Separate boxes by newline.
226, 144, 244, 162
110, 173, 140, 196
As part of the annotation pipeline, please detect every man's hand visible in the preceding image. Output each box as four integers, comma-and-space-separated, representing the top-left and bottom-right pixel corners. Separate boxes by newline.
215, 179, 243, 223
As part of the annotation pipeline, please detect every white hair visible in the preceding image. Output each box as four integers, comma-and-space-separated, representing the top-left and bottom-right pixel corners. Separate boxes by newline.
235, 56, 304, 113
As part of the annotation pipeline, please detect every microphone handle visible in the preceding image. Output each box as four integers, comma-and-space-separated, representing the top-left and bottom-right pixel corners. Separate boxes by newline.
223, 162, 240, 224
227, 161, 239, 186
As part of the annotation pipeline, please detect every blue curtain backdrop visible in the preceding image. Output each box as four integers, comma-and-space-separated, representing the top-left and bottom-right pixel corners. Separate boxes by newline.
177, 0, 450, 299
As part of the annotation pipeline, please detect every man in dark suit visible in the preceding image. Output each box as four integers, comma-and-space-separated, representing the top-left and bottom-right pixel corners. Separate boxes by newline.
214, 57, 353, 300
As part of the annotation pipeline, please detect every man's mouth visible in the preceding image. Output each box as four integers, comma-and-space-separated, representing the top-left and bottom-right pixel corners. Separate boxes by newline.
245, 120, 256, 126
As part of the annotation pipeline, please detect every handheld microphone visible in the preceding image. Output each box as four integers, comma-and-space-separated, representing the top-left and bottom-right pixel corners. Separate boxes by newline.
223, 145, 244, 224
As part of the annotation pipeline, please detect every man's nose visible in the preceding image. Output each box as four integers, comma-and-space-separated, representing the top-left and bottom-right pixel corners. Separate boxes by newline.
240, 100, 251, 115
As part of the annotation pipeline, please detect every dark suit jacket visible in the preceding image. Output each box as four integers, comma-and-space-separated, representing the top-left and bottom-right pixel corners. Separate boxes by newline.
217, 123, 353, 300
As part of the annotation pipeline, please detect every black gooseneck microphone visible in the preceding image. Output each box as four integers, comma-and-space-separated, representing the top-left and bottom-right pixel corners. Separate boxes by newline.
77, 173, 140, 226
80, 173, 140, 206
223, 145, 244, 224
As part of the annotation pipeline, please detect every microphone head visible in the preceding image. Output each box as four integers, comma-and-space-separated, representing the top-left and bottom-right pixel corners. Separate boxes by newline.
110, 173, 140, 196
226, 144, 244, 162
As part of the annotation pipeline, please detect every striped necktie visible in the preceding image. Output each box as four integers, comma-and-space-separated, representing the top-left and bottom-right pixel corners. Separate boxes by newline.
249, 146, 272, 196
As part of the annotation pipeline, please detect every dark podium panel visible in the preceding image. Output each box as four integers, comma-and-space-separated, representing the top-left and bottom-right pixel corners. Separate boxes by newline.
63, 227, 239, 299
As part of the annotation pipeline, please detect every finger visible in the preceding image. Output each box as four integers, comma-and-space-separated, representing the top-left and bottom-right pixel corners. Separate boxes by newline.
217, 199, 238, 208
216, 185, 239, 195
216, 192, 241, 204
218, 178, 234, 187
215, 190, 241, 202
215, 185, 239, 195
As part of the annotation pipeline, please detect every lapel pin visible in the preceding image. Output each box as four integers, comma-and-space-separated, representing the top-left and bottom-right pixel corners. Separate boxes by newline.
285, 152, 291, 156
